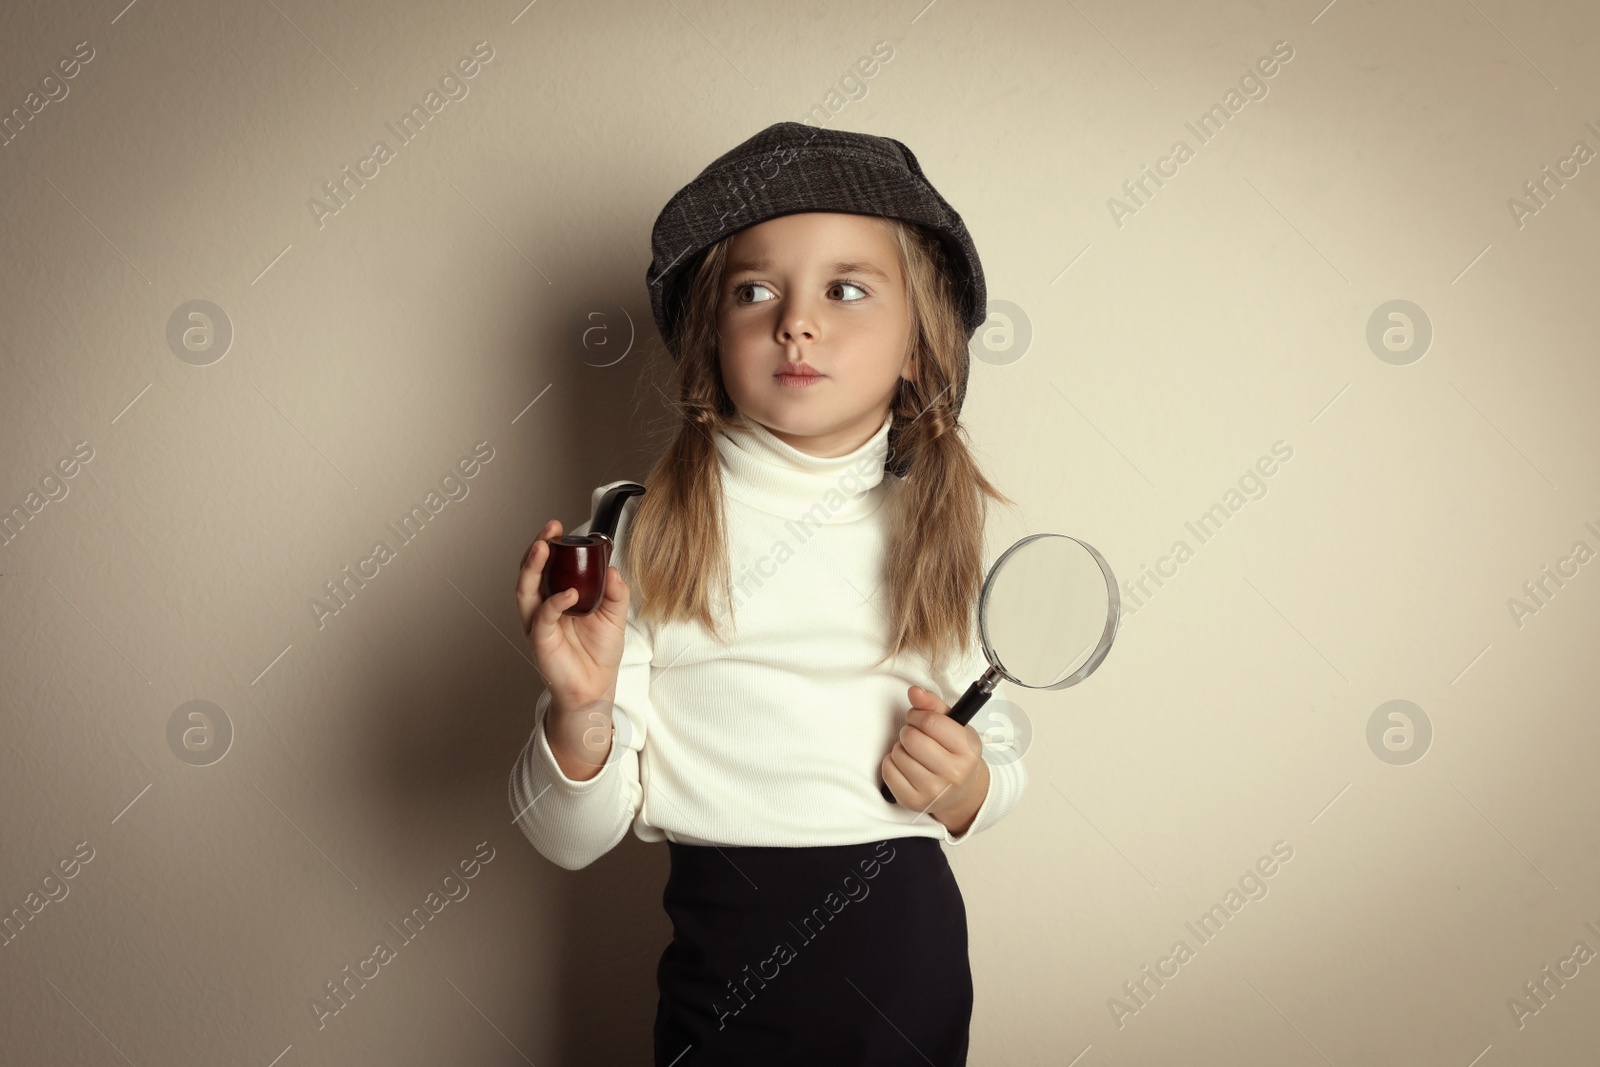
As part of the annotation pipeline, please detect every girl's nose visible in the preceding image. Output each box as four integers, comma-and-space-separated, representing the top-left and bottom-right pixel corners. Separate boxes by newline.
777, 300, 817, 343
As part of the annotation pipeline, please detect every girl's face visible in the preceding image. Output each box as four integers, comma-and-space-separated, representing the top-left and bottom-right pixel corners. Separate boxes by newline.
716, 211, 914, 458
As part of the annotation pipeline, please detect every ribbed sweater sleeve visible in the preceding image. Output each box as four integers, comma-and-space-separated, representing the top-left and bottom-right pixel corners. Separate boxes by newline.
508, 483, 651, 870
941, 734, 1028, 846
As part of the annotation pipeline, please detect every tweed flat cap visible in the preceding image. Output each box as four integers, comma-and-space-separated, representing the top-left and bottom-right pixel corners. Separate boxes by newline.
646, 121, 986, 413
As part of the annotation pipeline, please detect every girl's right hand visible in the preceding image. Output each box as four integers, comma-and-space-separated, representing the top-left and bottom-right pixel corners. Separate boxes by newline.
515, 518, 630, 712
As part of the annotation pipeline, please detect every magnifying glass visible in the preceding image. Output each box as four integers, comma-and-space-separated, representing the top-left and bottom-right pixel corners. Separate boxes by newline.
880, 533, 1121, 805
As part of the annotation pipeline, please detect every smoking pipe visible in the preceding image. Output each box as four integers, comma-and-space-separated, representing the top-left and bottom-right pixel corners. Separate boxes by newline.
539, 482, 647, 615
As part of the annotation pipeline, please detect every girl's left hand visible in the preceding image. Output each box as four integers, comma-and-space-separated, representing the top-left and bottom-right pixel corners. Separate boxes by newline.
881, 685, 988, 822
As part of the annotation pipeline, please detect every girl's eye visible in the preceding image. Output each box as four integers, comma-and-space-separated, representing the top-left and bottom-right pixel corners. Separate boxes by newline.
730, 280, 870, 304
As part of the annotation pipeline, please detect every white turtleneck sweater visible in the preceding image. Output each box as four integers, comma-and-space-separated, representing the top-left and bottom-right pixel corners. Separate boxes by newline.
508, 410, 1027, 871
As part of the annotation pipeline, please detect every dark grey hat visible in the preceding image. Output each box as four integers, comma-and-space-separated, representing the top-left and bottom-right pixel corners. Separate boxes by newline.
646, 121, 986, 413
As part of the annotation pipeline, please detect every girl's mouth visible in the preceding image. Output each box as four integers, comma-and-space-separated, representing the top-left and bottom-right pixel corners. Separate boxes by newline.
775, 373, 825, 388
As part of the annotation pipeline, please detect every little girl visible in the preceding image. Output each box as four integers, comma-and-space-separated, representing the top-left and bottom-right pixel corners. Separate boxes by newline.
509, 121, 1027, 1066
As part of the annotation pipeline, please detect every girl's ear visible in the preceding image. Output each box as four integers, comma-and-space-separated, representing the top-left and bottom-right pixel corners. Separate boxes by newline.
898, 352, 918, 384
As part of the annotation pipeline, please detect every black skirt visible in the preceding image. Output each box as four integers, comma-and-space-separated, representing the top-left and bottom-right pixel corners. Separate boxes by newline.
653, 836, 972, 1066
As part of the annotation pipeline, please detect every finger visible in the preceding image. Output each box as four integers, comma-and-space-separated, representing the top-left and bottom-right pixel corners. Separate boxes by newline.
516, 523, 560, 597
539, 585, 579, 624
906, 705, 967, 757
881, 755, 912, 805
887, 741, 942, 803
515, 521, 566, 631
900, 720, 965, 779
520, 519, 564, 570
514, 544, 548, 634
515, 567, 551, 640
516, 540, 548, 594
527, 586, 579, 643
884, 747, 939, 807
595, 565, 630, 628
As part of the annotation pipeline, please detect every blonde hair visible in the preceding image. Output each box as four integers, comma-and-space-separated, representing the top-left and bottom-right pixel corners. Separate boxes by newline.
622, 218, 1013, 678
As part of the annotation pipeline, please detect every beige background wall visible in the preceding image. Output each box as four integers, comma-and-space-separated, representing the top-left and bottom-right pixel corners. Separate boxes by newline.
3, 0, 1597, 1062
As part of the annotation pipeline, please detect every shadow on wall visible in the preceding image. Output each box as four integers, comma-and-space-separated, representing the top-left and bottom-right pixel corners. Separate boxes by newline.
544, 844, 674, 1062
521, 315, 678, 1062
366, 293, 677, 1063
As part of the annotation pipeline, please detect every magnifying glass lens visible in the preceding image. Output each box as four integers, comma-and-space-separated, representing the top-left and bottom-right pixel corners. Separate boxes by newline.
879, 532, 1120, 805
986, 536, 1115, 688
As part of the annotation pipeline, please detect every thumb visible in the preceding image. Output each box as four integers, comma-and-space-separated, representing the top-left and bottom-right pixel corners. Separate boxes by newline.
908, 684, 951, 714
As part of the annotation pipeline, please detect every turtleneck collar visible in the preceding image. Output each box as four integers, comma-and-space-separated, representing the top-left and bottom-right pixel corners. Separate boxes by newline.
715, 409, 895, 523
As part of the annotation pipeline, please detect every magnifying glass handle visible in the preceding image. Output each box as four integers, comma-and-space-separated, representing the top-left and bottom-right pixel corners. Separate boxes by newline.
947, 679, 993, 728
878, 679, 995, 805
